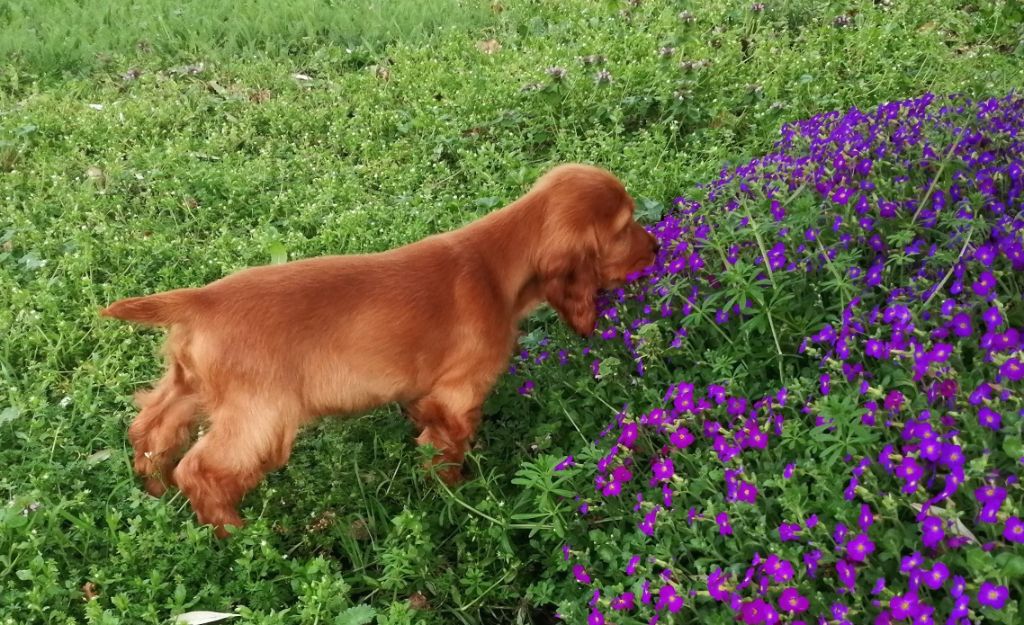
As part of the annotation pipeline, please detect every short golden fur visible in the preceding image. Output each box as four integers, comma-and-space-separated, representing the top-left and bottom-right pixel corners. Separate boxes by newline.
102, 164, 657, 536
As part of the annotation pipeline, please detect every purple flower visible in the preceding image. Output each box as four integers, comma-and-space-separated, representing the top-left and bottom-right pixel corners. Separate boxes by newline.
626, 554, 641, 575
951, 575, 966, 598
921, 562, 949, 590
872, 577, 887, 595
859, 504, 875, 530
670, 426, 695, 448
884, 389, 906, 412
655, 584, 683, 613
1004, 517, 1024, 543
846, 533, 876, 562
555, 456, 575, 471
978, 406, 1003, 430
573, 564, 591, 584
951, 595, 970, 619
866, 338, 891, 358
610, 592, 635, 611
739, 598, 777, 625
831, 185, 853, 204
921, 517, 945, 549
736, 481, 758, 503
804, 549, 822, 578
778, 587, 808, 613
708, 568, 731, 601
1000, 357, 1023, 381
966, 379, 991, 403
889, 592, 920, 620
971, 271, 996, 297
900, 552, 923, 574
896, 457, 923, 492
977, 581, 1008, 609
764, 554, 794, 583
949, 312, 972, 337
716, 511, 733, 536
779, 523, 802, 542
651, 457, 675, 483
745, 423, 768, 449
975, 485, 1007, 508
836, 559, 856, 592
638, 507, 658, 536
727, 396, 747, 415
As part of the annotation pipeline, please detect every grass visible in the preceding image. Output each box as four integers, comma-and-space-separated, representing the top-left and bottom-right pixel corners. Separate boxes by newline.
1, 0, 1022, 623
0, 0, 492, 78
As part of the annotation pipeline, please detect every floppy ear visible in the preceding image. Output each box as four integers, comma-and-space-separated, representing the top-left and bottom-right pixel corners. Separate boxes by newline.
540, 248, 600, 337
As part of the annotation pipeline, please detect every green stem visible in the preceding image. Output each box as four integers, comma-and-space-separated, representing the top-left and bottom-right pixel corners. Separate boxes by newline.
560, 399, 590, 446
765, 307, 785, 383
911, 127, 966, 225
814, 235, 848, 310
436, 480, 504, 526
744, 205, 778, 289
923, 222, 975, 307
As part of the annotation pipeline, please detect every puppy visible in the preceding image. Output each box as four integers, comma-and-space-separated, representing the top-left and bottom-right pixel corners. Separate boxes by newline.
102, 164, 658, 536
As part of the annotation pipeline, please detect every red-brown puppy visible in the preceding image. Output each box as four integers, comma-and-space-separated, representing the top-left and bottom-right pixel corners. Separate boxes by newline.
103, 164, 658, 537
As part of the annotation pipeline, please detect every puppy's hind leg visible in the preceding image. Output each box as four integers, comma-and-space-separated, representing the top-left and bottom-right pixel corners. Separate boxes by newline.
172, 397, 299, 538
127, 365, 199, 496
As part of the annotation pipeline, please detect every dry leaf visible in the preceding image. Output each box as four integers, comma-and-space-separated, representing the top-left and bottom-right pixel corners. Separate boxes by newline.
909, 503, 978, 543
476, 39, 501, 54
306, 510, 336, 532
249, 89, 271, 103
349, 517, 371, 540
175, 611, 239, 625
81, 582, 98, 602
206, 81, 228, 96
292, 73, 312, 81
86, 449, 111, 465
409, 592, 430, 611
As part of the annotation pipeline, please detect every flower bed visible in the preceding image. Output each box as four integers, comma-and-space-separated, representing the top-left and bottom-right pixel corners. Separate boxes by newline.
512, 93, 1022, 624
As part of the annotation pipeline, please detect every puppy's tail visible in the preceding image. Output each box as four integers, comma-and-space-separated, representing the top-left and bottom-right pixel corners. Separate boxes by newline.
101, 288, 200, 326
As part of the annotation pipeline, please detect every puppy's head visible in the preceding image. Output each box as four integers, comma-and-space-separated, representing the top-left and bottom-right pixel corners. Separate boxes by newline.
532, 164, 658, 337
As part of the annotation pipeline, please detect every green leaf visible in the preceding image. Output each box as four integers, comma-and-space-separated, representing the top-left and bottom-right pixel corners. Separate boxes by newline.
636, 198, 664, 222
335, 605, 376, 625
598, 357, 621, 379
995, 552, 1024, 579
268, 242, 287, 265
1002, 435, 1024, 460
0, 406, 20, 424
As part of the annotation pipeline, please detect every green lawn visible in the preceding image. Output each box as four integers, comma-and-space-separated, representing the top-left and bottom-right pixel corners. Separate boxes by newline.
1, 1, 1021, 623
